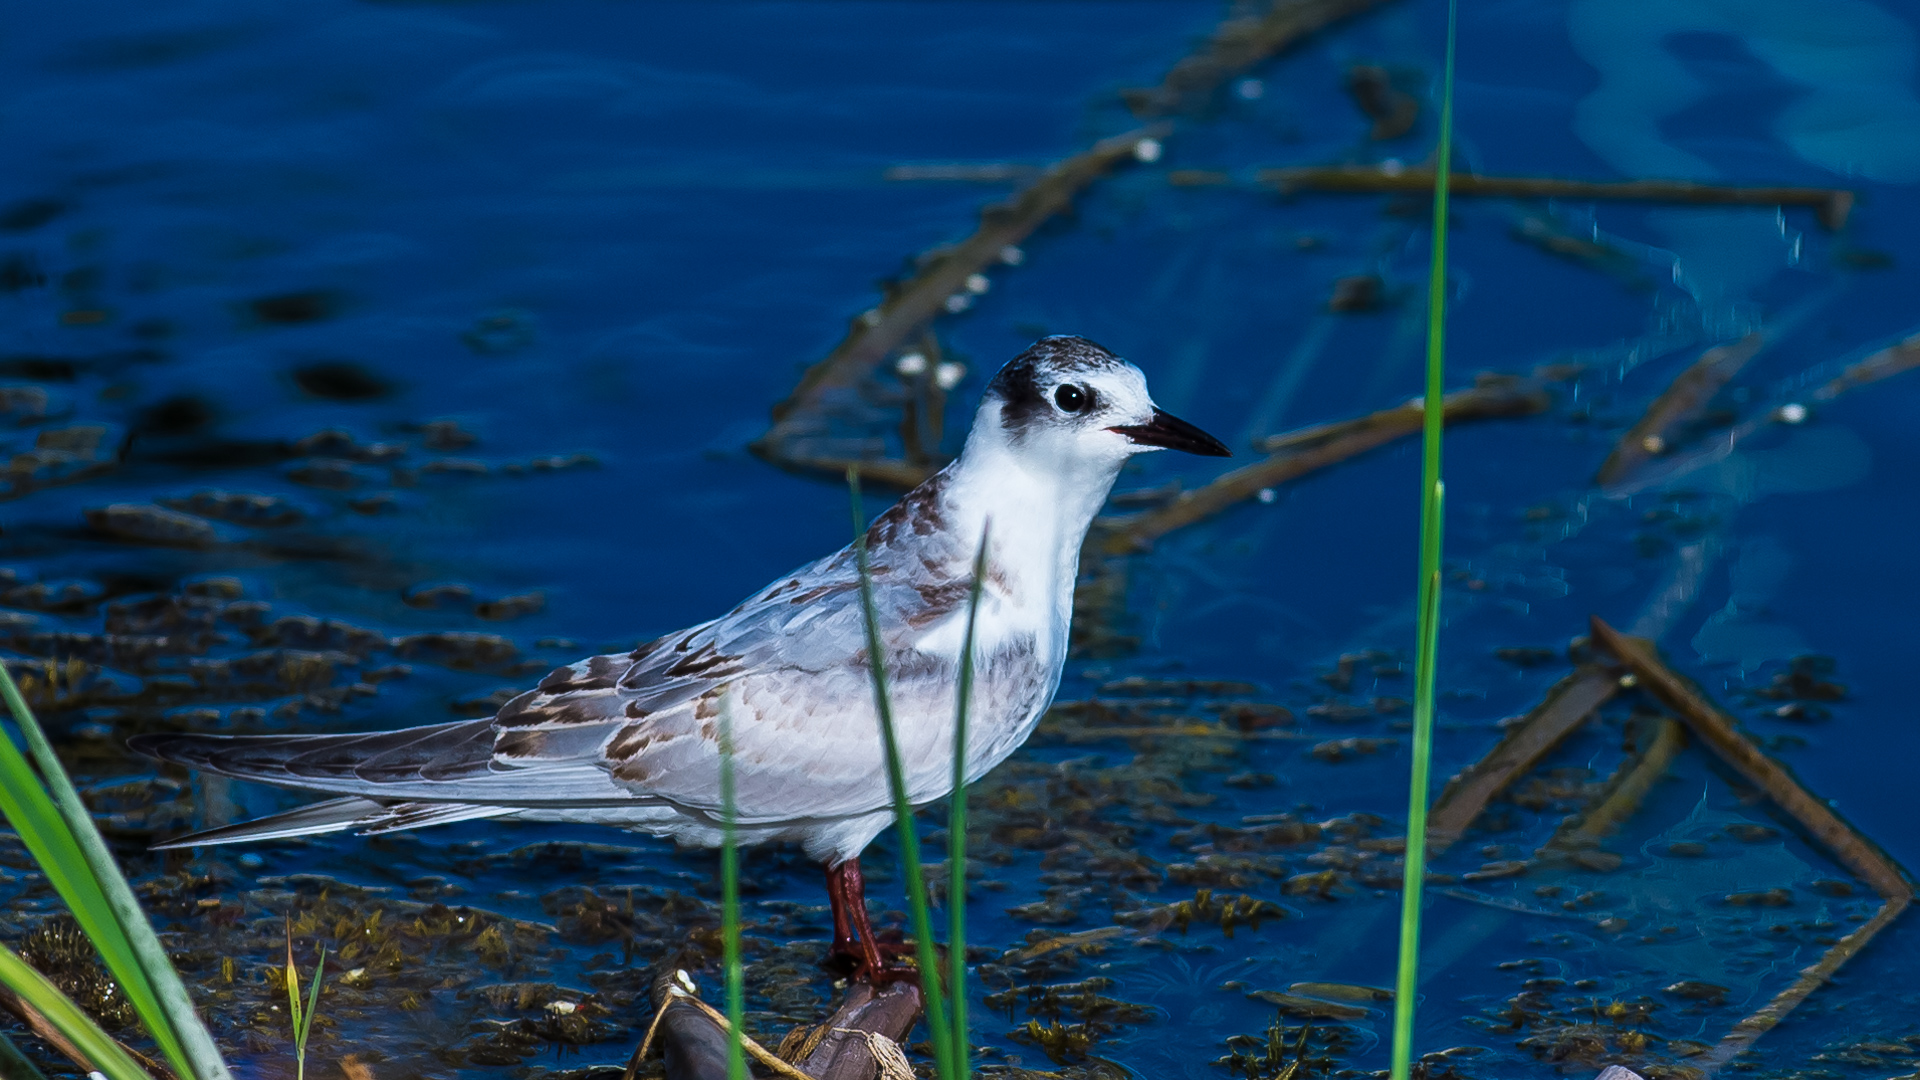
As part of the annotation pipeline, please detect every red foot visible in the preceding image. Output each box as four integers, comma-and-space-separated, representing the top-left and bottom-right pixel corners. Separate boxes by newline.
823, 859, 925, 986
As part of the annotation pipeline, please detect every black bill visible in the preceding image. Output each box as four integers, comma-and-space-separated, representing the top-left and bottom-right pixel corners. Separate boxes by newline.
1109, 408, 1232, 456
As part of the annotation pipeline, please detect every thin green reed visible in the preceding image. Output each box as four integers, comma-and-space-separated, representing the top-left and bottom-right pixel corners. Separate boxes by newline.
848, 469, 957, 1080
950, 527, 989, 1080
718, 692, 747, 1080
1390, 2, 1459, 1080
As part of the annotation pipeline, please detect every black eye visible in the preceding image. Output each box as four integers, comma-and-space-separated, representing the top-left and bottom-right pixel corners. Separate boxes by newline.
1053, 384, 1087, 413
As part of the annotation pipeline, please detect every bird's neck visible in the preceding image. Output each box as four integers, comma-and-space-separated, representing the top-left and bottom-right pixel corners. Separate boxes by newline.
941, 427, 1123, 636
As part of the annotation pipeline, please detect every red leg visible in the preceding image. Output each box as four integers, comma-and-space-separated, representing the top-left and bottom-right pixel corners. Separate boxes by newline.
823, 858, 914, 984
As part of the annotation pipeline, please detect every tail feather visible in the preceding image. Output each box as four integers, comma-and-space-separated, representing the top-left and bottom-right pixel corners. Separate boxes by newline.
150, 796, 513, 849
129, 717, 640, 810
128, 718, 497, 789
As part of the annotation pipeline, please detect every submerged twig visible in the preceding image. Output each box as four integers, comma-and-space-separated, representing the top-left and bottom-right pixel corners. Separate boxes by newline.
1260, 166, 1855, 229
1426, 664, 1619, 854
1542, 714, 1685, 854
1599, 328, 1920, 498
1811, 330, 1920, 401
752, 126, 1167, 483
1104, 373, 1551, 552
1124, 0, 1397, 116
1509, 212, 1650, 289
1595, 334, 1763, 489
1587, 617, 1913, 1070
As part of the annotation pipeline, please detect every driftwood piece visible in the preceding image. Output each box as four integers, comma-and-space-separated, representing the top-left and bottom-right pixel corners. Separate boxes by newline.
1259, 166, 1855, 230
1104, 373, 1551, 552
1425, 664, 1619, 854
1595, 334, 1763, 489
787, 981, 923, 1080
1587, 617, 1914, 1070
1124, 0, 1396, 116
634, 968, 729, 1080
751, 124, 1168, 483
639, 963, 926, 1080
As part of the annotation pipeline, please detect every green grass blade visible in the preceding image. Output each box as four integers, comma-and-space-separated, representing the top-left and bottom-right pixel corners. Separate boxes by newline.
949, 527, 988, 1080
1390, 3, 1459, 1079
717, 692, 747, 1080
0, 667, 209, 1080
0, 941, 152, 1080
847, 469, 956, 1080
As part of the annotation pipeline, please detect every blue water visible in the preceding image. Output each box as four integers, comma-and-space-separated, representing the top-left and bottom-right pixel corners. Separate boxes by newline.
5, 0, 1920, 1077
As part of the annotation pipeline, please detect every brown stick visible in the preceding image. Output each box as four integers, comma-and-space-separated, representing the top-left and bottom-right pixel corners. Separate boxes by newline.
1105, 374, 1550, 552
752, 125, 1167, 471
1589, 617, 1911, 899
1542, 715, 1685, 853
1259, 166, 1855, 230
1124, 0, 1397, 116
1595, 334, 1763, 489
1425, 664, 1620, 853
1587, 617, 1913, 1072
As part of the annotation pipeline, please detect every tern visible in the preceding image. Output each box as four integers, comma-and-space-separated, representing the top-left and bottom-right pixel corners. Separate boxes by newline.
132, 335, 1230, 980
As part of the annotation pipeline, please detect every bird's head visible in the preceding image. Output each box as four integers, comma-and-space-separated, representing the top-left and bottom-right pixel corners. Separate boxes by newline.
972, 335, 1230, 478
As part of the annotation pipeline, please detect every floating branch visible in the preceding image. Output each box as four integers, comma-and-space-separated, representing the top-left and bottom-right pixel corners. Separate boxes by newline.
752, 125, 1168, 482
1588, 617, 1913, 1071
1123, 0, 1397, 116
1425, 663, 1619, 854
1104, 372, 1551, 552
1595, 333, 1763, 489
1258, 166, 1855, 230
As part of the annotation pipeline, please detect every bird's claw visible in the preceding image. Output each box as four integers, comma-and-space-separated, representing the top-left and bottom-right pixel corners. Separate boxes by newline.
826, 937, 920, 986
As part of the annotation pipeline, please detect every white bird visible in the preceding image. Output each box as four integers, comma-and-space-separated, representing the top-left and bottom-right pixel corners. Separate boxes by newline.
132, 335, 1230, 979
